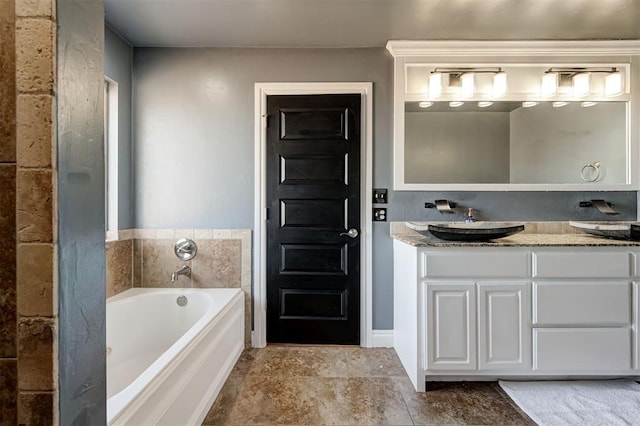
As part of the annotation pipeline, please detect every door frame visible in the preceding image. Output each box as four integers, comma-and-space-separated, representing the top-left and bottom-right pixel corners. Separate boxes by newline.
254, 82, 374, 348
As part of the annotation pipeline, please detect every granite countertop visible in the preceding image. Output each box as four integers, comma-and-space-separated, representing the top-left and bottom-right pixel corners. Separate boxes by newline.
390, 221, 640, 247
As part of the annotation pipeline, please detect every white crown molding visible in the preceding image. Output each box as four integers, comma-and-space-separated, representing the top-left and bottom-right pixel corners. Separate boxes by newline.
386, 40, 640, 57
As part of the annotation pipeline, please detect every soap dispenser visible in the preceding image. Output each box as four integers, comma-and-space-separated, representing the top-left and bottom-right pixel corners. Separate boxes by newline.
465, 208, 476, 223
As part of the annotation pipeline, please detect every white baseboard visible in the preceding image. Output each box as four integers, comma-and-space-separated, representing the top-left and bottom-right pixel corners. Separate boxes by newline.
370, 329, 394, 348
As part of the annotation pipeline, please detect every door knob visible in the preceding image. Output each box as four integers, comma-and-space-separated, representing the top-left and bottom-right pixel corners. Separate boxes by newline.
340, 228, 359, 238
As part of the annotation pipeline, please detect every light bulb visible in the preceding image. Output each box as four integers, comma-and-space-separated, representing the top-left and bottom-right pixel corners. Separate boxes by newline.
418, 101, 433, 108
460, 73, 475, 98
572, 72, 591, 97
429, 72, 443, 98
541, 72, 558, 97
604, 71, 623, 97
552, 101, 568, 108
581, 101, 597, 107
449, 101, 464, 108
478, 101, 493, 108
522, 101, 539, 108
492, 71, 507, 98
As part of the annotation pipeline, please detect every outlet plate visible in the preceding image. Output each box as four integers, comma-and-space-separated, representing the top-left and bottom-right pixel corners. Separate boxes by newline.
373, 188, 388, 204
373, 208, 387, 221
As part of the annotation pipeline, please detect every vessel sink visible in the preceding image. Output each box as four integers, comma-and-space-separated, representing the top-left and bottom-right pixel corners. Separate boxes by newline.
568, 221, 638, 240
407, 221, 525, 242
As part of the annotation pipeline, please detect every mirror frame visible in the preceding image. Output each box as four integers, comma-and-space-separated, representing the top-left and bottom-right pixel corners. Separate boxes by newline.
387, 40, 640, 191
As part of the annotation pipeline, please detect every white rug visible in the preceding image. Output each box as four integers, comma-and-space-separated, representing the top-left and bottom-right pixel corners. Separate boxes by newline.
499, 380, 640, 426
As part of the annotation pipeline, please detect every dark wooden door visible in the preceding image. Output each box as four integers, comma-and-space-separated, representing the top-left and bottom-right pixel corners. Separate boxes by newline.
266, 94, 361, 344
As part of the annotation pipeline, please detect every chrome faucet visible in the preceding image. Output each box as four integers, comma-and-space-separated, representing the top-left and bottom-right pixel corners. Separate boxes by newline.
171, 265, 191, 282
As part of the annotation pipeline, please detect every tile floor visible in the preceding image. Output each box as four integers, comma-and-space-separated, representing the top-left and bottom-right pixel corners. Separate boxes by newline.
202, 346, 534, 425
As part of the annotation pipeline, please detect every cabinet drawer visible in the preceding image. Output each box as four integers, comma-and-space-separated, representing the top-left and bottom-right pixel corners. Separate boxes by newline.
533, 251, 631, 278
533, 328, 631, 372
533, 282, 631, 326
422, 251, 529, 278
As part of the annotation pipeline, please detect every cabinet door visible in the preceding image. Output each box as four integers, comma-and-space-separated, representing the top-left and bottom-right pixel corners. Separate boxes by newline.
425, 282, 476, 371
478, 282, 531, 371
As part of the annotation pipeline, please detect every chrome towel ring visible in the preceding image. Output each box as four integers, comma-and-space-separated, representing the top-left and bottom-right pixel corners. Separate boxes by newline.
580, 162, 601, 182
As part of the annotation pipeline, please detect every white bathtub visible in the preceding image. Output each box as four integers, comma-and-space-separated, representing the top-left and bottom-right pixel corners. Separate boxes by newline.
106, 288, 244, 425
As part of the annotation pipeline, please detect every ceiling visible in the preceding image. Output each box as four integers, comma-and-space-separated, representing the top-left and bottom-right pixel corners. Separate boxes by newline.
104, 0, 640, 48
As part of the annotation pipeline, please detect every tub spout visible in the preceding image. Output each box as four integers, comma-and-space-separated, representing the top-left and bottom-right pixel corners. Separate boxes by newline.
171, 265, 191, 282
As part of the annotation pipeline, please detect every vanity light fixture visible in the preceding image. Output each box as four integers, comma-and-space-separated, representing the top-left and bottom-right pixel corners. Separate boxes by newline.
460, 73, 475, 98
543, 67, 623, 98
418, 101, 433, 108
552, 101, 569, 108
428, 72, 443, 98
492, 71, 507, 98
449, 101, 464, 108
541, 72, 559, 97
581, 101, 597, 107
604, 70, 623, 97
428, 67, 504, 99
573, 72, 591, 97
478, 101, 493, 108
522, 101, 539, 108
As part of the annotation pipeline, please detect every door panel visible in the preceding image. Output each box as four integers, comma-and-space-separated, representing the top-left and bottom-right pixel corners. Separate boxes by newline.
267, 94, 361, 344
280, 108, 349, 140
280, 199, 347, 229
478, 282, 530, 371
280, 154, 347, 185
425, 282, 477, 370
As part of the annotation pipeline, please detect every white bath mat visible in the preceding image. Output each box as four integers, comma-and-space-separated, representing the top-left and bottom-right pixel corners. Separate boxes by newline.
499, 380, 640, 426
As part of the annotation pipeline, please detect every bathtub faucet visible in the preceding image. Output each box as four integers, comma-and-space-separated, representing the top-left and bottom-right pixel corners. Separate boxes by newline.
170, 265, 191, 282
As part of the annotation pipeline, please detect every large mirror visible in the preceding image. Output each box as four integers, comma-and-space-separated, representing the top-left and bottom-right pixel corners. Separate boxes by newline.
404, 101, 628, 185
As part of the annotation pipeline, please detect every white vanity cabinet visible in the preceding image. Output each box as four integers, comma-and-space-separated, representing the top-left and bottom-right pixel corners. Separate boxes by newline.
393, 240, 640, 392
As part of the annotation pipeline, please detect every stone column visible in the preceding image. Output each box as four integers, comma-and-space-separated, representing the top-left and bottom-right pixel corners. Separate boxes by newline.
0, 0, 18, 423
15, 0, 58, 423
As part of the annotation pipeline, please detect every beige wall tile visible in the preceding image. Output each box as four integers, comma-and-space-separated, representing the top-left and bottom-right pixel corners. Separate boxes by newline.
174, 229, 194, 239
17, 169, 52, 243
106, 240, 133, 298
17, 318, 53, 390
118, 229, 134, 240
17, 243, 52, 317
16, 94, 53, 168
141, 239, 191, 287
0, 0, 16, 163
133, 239, 142, 287
17, 391, 53, 426
241, 248, 252, 289
15, 0, 55, 18
243, 288, 251, 348
191, 239, 242, 288
15, 18, 55, 94
155, 229, 174, 239
194, 229, 213, 240
134, 229, 156, 239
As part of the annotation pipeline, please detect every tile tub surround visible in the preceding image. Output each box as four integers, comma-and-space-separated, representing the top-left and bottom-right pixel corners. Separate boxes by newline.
203, 346, 534, 425
105, 229, 252, 346
106, 239, 133, 299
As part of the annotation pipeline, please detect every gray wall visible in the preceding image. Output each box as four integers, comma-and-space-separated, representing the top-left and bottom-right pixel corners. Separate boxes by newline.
133, 47, 637, 330
132, 48, 393, 229
105, 25, 134, 229
58, 0, 106, 423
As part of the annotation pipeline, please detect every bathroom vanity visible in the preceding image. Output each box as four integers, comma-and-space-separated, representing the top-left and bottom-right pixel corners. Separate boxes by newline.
392, 228, 640, 391
392, 227, 640, 391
